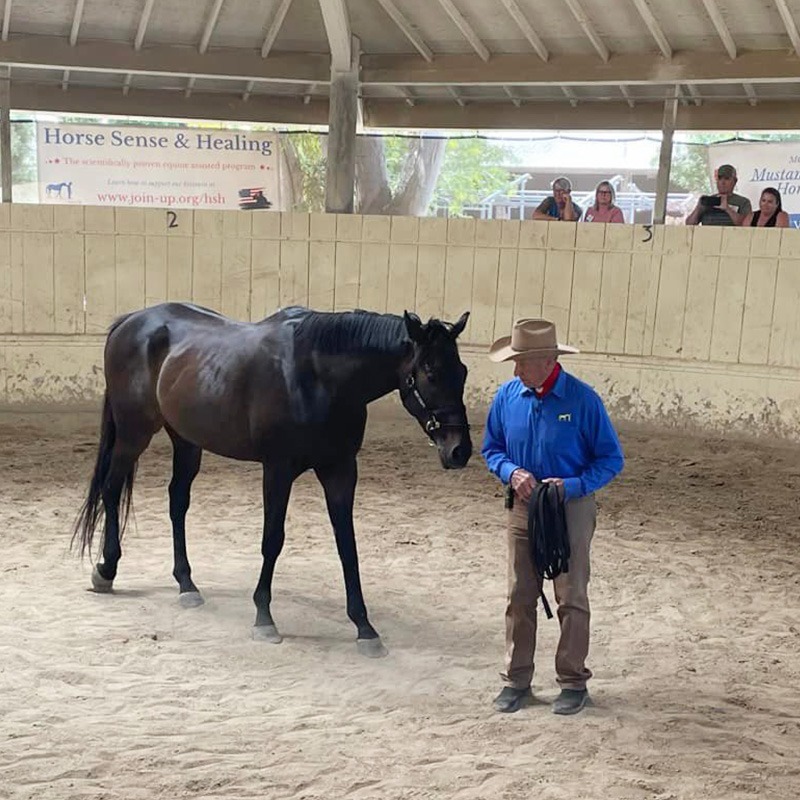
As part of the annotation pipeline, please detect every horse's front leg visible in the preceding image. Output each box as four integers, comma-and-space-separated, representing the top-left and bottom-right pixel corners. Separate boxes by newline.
315, 457, 387, 658
252, 463, 295, 643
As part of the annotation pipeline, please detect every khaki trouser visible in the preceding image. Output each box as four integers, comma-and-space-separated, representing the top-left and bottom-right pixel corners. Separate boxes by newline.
503, 493, 596, 691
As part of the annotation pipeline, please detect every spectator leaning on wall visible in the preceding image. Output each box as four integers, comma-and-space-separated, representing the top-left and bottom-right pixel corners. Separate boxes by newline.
684, 164, 752, 227
532, 177, 582, 222
583, 181, 625, 224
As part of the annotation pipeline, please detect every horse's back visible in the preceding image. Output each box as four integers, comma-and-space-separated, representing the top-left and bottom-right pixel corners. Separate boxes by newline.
101, 303, 374, 462
103, 303, 303, 459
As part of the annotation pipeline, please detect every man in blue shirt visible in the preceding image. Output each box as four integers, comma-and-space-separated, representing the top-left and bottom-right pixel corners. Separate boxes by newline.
482, 318, 624, 715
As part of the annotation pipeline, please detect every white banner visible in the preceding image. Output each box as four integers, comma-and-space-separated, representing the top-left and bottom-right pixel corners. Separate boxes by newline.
37, 123, 281, 211
708, 140, 800, 227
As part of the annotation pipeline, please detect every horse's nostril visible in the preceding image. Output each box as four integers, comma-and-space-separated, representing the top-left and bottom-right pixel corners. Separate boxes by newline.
451, 444, 468, 465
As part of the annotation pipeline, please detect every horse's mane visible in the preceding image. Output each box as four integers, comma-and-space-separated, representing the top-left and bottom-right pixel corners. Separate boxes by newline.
295, 310, 409, 356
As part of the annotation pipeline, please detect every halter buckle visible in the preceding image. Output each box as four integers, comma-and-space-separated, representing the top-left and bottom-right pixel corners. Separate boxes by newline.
425, 416, 442, 433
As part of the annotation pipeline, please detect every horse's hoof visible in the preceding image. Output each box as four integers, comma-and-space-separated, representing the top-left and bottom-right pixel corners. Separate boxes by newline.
357, 637, 388, 658
178, 591, 204, 608
90, 565, 114, 593
252, 624, 283, 644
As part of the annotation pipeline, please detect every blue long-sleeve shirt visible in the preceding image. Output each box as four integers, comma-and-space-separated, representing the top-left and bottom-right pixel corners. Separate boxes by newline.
482, 369, 624, 500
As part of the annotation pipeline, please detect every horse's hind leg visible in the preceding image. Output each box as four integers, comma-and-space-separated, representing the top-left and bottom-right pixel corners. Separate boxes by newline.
165, 427, 204, 607
93, 433, 151, 592
252, 463, 297, 643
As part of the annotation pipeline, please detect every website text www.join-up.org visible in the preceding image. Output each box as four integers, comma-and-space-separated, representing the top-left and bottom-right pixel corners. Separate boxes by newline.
95, 191, 227, 207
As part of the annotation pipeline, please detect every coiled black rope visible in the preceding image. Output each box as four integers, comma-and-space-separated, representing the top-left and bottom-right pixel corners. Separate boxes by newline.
526, 482, 571, 619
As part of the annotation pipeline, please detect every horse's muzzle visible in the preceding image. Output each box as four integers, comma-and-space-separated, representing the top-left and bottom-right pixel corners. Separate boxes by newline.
438, 434, 472, 469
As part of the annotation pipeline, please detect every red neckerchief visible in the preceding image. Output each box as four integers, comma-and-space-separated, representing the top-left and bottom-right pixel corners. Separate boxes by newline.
534, 362, 561, 399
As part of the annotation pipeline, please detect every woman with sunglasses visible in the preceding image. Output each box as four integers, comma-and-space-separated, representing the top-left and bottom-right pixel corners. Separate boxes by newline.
583, 181, 624, 224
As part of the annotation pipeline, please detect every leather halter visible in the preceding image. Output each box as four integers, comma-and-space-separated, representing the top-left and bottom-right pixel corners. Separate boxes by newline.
401, 372, 470, 435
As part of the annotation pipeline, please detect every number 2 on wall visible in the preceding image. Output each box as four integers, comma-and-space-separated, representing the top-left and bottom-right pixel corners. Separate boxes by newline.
166, 210, 178, 229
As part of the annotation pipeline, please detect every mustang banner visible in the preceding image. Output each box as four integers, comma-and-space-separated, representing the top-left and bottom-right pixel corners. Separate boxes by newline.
707, 140, 800, 227
37, 123, 281, 211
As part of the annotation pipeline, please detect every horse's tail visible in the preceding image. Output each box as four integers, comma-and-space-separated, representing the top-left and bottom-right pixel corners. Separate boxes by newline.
72, 313, 139, 558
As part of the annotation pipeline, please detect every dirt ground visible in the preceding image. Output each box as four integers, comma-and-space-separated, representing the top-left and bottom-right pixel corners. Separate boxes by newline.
1, 399, 799, 800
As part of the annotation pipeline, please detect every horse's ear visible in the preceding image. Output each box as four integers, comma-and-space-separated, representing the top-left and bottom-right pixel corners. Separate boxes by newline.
403, 310, 424, 342
450, 311, 470, 339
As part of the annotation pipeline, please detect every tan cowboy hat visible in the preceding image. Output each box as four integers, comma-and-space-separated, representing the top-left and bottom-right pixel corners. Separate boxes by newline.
488, 318, 579, 363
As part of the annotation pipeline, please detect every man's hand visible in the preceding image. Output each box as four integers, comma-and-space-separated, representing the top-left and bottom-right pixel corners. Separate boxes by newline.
685, 199, 703, 226
719, 194, 742, 224
510, 468, 536, 502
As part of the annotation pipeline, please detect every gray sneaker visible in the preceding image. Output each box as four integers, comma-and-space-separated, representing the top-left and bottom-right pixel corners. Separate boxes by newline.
552, 688, 589, 715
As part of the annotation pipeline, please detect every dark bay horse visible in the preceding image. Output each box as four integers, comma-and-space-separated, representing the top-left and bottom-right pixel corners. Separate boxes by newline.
73, 302, 472, 657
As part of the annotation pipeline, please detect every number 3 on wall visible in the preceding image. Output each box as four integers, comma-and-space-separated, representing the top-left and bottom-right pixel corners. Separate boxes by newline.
166, 210, 178, 229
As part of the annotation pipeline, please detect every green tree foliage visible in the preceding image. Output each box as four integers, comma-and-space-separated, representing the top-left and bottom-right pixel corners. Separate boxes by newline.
281, 132, 326, 212
11, 120, 36, 184
670, 132, 800, 193
430, 137, 515, 216
282, 132, 516, 216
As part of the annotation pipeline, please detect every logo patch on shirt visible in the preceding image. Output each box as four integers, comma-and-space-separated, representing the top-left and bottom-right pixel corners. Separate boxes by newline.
558, 413, 572, 422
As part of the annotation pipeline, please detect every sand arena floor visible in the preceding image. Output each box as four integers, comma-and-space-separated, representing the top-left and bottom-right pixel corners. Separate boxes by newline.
1, 399, 799, 800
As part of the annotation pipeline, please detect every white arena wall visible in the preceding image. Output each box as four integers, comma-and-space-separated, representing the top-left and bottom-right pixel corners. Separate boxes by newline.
1, 204, 798, 439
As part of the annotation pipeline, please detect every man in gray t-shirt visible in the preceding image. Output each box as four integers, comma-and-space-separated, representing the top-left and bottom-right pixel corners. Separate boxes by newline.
685, 164, 752, 227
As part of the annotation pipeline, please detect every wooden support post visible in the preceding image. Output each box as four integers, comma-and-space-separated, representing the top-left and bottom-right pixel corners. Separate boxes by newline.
325, 66, 359, 213
0, 67, 12, 203
654, 86, 679, 225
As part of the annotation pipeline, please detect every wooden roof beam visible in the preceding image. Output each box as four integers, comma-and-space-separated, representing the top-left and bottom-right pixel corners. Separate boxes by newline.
318, 0, 352, 71
360, 50, 800, 85
362, 96, 800, 130
398, 86, 416, 106
1, 0, 11, 42
435, 0, 490, 62
123, 0, 157, 96
7, 77, 800, 131
499, 0, 548, 62
303, 82, 318, 104
63, 0, 86, 90
503, 85, 521, 107
69, 0, 85, 46
199, 0, 225, 55
774, 0, 800, 57
563, 0, 609, 62
699, 0, 737, 59
15, 81, 329, 124
629, 0, 671, 59
685, 83, 702, 106
10, 39, 800, 89
373, 0, 433, 62
188, 0, 226, 95
447, 85, 465, 106
261, 0, 293, 58
0, 37, 330, 83
561, 85, 578, 107
134, 0, 156, 49
619, 84, 634, 108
